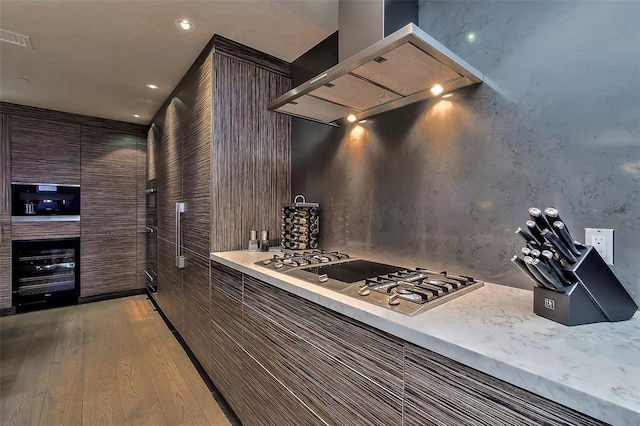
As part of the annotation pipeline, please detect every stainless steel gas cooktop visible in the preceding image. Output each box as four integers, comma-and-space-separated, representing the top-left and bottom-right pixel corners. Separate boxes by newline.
255, 249, 484, 316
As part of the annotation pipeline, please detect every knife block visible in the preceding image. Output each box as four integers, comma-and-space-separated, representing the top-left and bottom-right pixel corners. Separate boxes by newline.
533, 247, 638, 326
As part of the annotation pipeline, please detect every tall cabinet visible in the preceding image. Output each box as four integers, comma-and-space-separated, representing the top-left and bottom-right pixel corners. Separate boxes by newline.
150, 35, 291, 372
0, 114, 11, 310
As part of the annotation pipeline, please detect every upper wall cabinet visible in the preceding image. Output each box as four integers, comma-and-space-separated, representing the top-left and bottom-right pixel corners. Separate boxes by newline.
11, 116, 81, 184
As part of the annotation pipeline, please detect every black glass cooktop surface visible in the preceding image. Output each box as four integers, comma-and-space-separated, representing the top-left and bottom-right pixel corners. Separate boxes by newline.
300, 260, 405, 283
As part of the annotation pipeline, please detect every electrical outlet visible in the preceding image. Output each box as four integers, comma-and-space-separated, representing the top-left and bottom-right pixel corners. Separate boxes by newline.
585, 228, 614, 265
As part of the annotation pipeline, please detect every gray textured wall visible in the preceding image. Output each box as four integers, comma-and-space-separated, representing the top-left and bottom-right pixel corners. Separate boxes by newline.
291, 0, 640, 304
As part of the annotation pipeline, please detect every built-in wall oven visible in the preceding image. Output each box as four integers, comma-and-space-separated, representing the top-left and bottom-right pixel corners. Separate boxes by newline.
11, 182, 80, 221
12, 238, 80, 312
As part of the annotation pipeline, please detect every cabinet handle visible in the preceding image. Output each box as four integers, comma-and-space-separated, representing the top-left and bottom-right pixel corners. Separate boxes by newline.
144, 270, 155, 282
175, 202, 185, 269
0, 225, 3, 247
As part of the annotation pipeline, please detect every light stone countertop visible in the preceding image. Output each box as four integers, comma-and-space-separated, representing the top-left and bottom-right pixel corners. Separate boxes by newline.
210, 249, 640, 425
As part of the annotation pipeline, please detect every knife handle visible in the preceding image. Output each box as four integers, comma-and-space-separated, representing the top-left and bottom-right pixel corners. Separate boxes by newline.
541, 250, 572, 285
528, 207, 552, 232
515, 227, 537, 245
552, 221, 581, 256
531, 258, 567, 293
543, 207, 562, 224
523, 256, 556, 290
526, 220, 547, 246
512, 255, 549, 289
541, 228, 577, 264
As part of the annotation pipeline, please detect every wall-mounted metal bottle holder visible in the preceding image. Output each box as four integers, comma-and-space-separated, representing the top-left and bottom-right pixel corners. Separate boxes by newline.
533, 247, 638, 326
281, 195, 319, 250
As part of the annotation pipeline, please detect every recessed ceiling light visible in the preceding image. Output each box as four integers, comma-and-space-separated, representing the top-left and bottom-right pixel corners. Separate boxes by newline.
176, 19, 195, 31
442, 94, 453, 99
347, 114, 357, 123
133, 114, 141, 118
146, 83, 159, 90
430, 84, 444, 96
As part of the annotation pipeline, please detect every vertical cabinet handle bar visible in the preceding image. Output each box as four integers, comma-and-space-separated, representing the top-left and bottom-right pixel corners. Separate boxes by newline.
0, 225, 3, 247
175, 202, 185, 269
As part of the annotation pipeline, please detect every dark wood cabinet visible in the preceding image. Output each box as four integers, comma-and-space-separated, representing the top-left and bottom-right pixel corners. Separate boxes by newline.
80, 126, 138, 234
1, 113, 10, 213
206, 261, 605, 425
181, 251, 210, 367
12, 221, 79, 241
1, 103, 147, 305
157, 237, 183, 333
209, 50, 291, 253
403, 343, 604, 425
1, 114, 11, 309
10, 115, 80, 185
0, 213, 10, 310
80, 126, 143, 297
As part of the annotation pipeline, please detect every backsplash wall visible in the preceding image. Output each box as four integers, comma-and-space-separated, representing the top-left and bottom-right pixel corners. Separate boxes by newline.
291, 1, 640, 304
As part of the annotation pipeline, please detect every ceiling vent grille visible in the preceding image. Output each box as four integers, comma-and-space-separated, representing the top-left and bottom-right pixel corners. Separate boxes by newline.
0, 29, 33, 49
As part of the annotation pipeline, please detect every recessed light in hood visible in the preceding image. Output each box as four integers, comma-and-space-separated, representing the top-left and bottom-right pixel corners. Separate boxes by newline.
268, 23, 483, 126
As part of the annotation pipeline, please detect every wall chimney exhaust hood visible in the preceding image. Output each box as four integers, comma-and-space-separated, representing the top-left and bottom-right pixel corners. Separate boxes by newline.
268, 23, 484, 126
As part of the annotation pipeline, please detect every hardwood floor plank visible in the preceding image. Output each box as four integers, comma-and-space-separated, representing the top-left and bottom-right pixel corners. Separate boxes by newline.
109, 309, 168, 426
1, 296, 230, 426
135, 318, 203, 425
39, 315, 84, 425
150, 318, 231, 426
82, 327, 126, 426
0, 313, 60, 426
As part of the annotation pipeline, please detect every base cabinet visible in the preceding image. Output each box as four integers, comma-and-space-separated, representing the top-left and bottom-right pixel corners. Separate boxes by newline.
0, 213, 11, 309
181, 251, 210, 368
202, 261, 605, 426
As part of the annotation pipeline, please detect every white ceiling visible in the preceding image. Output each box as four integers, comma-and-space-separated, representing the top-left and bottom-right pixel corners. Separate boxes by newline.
0, 0, 338, 124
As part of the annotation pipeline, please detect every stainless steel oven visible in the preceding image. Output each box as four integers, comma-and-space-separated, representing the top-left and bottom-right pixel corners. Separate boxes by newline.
12, 238, 80, 312
11, 182, 80, 221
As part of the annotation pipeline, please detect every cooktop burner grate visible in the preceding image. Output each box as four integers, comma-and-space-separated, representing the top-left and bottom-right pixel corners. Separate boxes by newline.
255, 250, 483, 316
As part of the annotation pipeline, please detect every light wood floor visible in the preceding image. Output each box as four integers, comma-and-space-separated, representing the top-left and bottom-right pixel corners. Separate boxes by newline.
0, 295, 232, 426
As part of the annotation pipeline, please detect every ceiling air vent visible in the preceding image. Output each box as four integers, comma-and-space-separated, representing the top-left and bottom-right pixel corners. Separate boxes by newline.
0, 29, 33, 49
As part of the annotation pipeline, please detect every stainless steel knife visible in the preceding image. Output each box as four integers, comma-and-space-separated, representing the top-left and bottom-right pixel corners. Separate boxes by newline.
541, 250, 572, 285
528, 207, 552, 232
511, 255, 550, 289
540, 228, 577, 264
526, 220, 547, 246
530, 257, 567, 293
523, 256, 556, 290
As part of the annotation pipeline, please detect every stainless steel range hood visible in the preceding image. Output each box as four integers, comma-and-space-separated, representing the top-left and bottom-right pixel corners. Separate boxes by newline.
268, 23, 484, 127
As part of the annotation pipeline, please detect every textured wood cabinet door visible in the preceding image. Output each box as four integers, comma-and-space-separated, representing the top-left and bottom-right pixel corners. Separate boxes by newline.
81, 126, 138, 234
157, 237, 183, 332
243, 276, 403, 426
181, 55, 211, 258
11, 115, 80, 184
0, 213, 11, 309
1, 113, 10, 213
80, 126, 141, 297
155, 104, 183, 245
0, 114, 10, 309
403, 343, 604, 425
181, 250, 210, 368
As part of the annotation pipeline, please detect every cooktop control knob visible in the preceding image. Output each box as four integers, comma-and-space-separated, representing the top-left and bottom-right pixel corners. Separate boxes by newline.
388, 293, 400, 306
